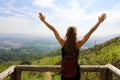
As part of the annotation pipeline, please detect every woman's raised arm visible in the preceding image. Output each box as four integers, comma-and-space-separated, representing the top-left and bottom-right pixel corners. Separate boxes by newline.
38, 13, 64, 46
77, 13, 106, 49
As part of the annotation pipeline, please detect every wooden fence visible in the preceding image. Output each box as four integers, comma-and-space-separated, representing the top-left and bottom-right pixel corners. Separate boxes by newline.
0, 63, 120, 80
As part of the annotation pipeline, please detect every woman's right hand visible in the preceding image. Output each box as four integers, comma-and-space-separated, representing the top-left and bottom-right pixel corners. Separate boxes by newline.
38, 13, 45, 22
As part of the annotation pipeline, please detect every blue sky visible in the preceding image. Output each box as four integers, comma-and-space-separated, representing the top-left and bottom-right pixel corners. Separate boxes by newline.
0, 0, 120, 37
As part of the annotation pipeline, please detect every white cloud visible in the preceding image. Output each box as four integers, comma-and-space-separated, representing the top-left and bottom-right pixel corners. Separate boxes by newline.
0, 0, 16, 14
33, 0, 54, 8
33, 0, 120, 37
0, 16, 42, 34
107, 11, 120, 23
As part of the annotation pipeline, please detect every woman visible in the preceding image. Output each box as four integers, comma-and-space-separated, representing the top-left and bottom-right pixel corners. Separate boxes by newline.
38, 13, 106, 80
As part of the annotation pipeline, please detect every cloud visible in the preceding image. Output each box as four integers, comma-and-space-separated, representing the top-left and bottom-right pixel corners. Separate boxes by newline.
0, 0, 120, 37
0, 16, 40, 34
0, 0, 16, 14
33, 0, 54, 8
107, 10, 120, 23
0, 0, 36, 19
32, 0, 120, 36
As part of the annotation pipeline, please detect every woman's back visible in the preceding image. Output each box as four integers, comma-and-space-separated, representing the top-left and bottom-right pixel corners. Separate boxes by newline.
61, 46, 80, 80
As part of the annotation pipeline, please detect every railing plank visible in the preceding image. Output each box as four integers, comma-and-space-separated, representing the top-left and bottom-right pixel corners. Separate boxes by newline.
15, 65, 107, 72
0, 66, 15, 80
106, 63, 120, 79
15, 65, 61, 72
80, 65, 107, 72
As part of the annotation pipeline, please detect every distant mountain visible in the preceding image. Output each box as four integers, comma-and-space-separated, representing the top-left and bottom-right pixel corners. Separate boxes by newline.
0, 33, 60, 53
0, 33, 119, 50
82, 34, 120, 49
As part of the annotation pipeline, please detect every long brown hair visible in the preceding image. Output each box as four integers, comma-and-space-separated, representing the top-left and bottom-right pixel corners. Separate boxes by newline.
64, 26, 77, 56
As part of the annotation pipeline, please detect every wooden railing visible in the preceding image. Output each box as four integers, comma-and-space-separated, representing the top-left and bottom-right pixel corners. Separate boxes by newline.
0, 63, 120, 80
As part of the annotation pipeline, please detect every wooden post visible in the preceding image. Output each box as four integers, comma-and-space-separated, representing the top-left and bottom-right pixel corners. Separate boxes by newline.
16, 69, 22, 80
10, 69, 22, 80
106, 69, 112, 80
100, 69, 107, 80
100, 68, 112, 80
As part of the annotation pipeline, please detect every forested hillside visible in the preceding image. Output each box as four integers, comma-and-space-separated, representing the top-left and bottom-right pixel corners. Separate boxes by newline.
0, 36, 120, 80
79, 36, 120, 66
0, 35, 59, 63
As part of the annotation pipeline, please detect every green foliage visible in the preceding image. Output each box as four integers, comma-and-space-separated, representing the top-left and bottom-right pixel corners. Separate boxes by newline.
32, 56, 61, 65
22, 72, 45, 80
20, 59, 32, 65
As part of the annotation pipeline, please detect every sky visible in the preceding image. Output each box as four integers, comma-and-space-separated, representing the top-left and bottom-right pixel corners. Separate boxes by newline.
0, 0, 120, 38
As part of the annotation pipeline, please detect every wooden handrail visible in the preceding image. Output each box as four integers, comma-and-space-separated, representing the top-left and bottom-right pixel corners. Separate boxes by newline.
106, 63, 120, 79
0, 66, 15, 80
15, 65, 106, 72
0, 64, 120, 80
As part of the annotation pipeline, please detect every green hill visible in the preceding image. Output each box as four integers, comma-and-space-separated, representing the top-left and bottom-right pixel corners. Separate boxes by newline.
79, 36, 120, 67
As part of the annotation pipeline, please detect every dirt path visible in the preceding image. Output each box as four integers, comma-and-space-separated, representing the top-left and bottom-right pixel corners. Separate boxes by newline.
45, 72, 52, 80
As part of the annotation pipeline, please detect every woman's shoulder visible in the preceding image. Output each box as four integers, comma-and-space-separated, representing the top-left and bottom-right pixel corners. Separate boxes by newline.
76, 41, 82, 50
